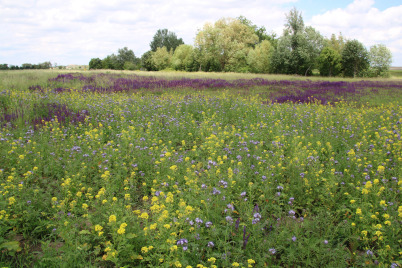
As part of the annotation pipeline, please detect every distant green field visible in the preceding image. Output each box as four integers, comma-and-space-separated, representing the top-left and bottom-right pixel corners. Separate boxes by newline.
390, 69, 402, 77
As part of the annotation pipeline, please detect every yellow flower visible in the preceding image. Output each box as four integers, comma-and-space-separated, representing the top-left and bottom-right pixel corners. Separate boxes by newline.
94, 225, 103, 232
208, 257, 216, 263
356, 208, 362, 215
380, 200, 387, 206
8, 197, 16, 205
139, 212, 149, 220
117, 228, 125, 234
383, 213, 390, 219
232, 263, 240, 267
141, 246, 149, 253
109, 215, 116, 223
361, 230, 368, 236
350, 200, 356, 204
384, 220, 391, 226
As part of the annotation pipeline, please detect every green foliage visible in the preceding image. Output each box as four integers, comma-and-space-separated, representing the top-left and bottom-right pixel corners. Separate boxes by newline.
271, 9, 324, 76
369, 44, 392, 77
318, 47, 342, 76
324, 33, 345, 54
141, 51, 157, 71
237, 15, 277, 46
171, 44, 195, 71
151, 46, 172, 70
247, 40, 274, 73
342, 40, 370, 77
195, 17, 258, 72
115, 47, 137, 70
89, 58, 103, 70
150, 29, 184, 52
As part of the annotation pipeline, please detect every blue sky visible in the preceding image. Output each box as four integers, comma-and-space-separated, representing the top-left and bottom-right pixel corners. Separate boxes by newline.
1, 0, 401, 66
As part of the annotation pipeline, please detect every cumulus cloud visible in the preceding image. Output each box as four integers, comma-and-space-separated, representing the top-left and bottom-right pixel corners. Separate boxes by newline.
0, 0, 295, 65
1, 0, 401, 65
310, 0, 402, 65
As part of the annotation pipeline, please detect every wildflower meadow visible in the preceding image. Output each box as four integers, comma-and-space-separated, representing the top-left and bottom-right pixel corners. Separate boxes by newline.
0, 71, 401, 267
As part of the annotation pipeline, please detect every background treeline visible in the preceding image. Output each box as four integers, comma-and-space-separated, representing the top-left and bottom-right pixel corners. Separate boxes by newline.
89, 8, 393, 77
0, 61, 53, 70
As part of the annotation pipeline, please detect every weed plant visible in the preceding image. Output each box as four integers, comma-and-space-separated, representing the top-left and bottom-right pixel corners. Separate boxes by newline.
0, 71, 401, 267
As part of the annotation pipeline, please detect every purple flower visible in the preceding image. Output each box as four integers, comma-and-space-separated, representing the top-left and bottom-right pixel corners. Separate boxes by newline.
205, 221, 213, 228
226, 216, 233, 225
177, 238, 188, 245
182, 246, 188, 251
240, 191, 247, 197
269, 248, 276, 255
288, 210, 295, 216
27, 200, 31, 205
227, 204, 234, 211
366, 250, 373, 256
323, 240, 328, 244
207, 241, 215, 248
292, 236, 296, 242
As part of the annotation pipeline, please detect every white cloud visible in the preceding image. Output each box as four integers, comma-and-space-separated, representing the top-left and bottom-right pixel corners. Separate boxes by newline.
310, 0, 402, 65
1, 0, 401, 66
0, 0, 295, 65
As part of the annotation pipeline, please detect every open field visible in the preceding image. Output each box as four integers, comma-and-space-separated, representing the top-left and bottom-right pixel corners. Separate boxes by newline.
0, 70, 401, 267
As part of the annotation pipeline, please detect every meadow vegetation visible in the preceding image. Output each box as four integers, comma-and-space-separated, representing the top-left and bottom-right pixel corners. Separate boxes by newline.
0, 70, 401, 267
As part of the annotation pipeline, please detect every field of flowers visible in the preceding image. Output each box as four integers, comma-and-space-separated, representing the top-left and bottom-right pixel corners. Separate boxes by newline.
0, 71, 401, 267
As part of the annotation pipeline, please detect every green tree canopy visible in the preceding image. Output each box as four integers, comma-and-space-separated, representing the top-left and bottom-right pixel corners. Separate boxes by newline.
150, 29, 184, 52
89, 58, 103, 70
271, 8, 324, 75
247, 40, 274, 73
151, 46, 172, 70
237, 15, 277, 46
318, 47, 342, 76
171, 44, 194, 71
195, 17, 258, 72
342, 39, 369, 77
369, 44, 392, 76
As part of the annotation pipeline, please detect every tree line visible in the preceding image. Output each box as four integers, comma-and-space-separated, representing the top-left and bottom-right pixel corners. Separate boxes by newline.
0, 61, 53, 70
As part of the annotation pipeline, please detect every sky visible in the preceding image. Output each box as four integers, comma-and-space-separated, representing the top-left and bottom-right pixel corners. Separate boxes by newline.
1, 0, 401, 66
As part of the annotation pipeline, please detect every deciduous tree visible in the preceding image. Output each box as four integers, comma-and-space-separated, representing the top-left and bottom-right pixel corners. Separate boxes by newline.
342, 39, 369, 77
369, 44, 392, 77
195, 17, 258, 72
150, 29, 184, 53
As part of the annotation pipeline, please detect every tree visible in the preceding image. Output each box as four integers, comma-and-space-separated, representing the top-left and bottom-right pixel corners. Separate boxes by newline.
0, 64, 8, 70
21, 63, 34, 69
195, 17, 258, 72
325, 33, 345, 54
89, 58, 103, 69
102, 54, 118, 69
151, 46, 172, 70
342, 39, 369, 77
116, 47, 137, 70
271, 8, 324, 75
150, 29, 184, 52
247, 40, 274, 73
369, 44, 392, 77
171, 44, 194, 71
237, 16, 277, 46
318, 47, 342, 76
141, 51, 156, 71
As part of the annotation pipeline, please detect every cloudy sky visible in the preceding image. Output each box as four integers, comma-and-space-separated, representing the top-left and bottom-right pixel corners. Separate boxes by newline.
1, 0, 401, 66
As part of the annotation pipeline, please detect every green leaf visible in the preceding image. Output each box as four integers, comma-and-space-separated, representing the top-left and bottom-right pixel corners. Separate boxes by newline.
78, 230, 91, 235
126, 233, 137, 239
0, 241, 22, 252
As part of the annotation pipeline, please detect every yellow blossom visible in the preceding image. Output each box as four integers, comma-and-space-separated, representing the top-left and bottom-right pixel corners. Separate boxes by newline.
109, 215, 116, 223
